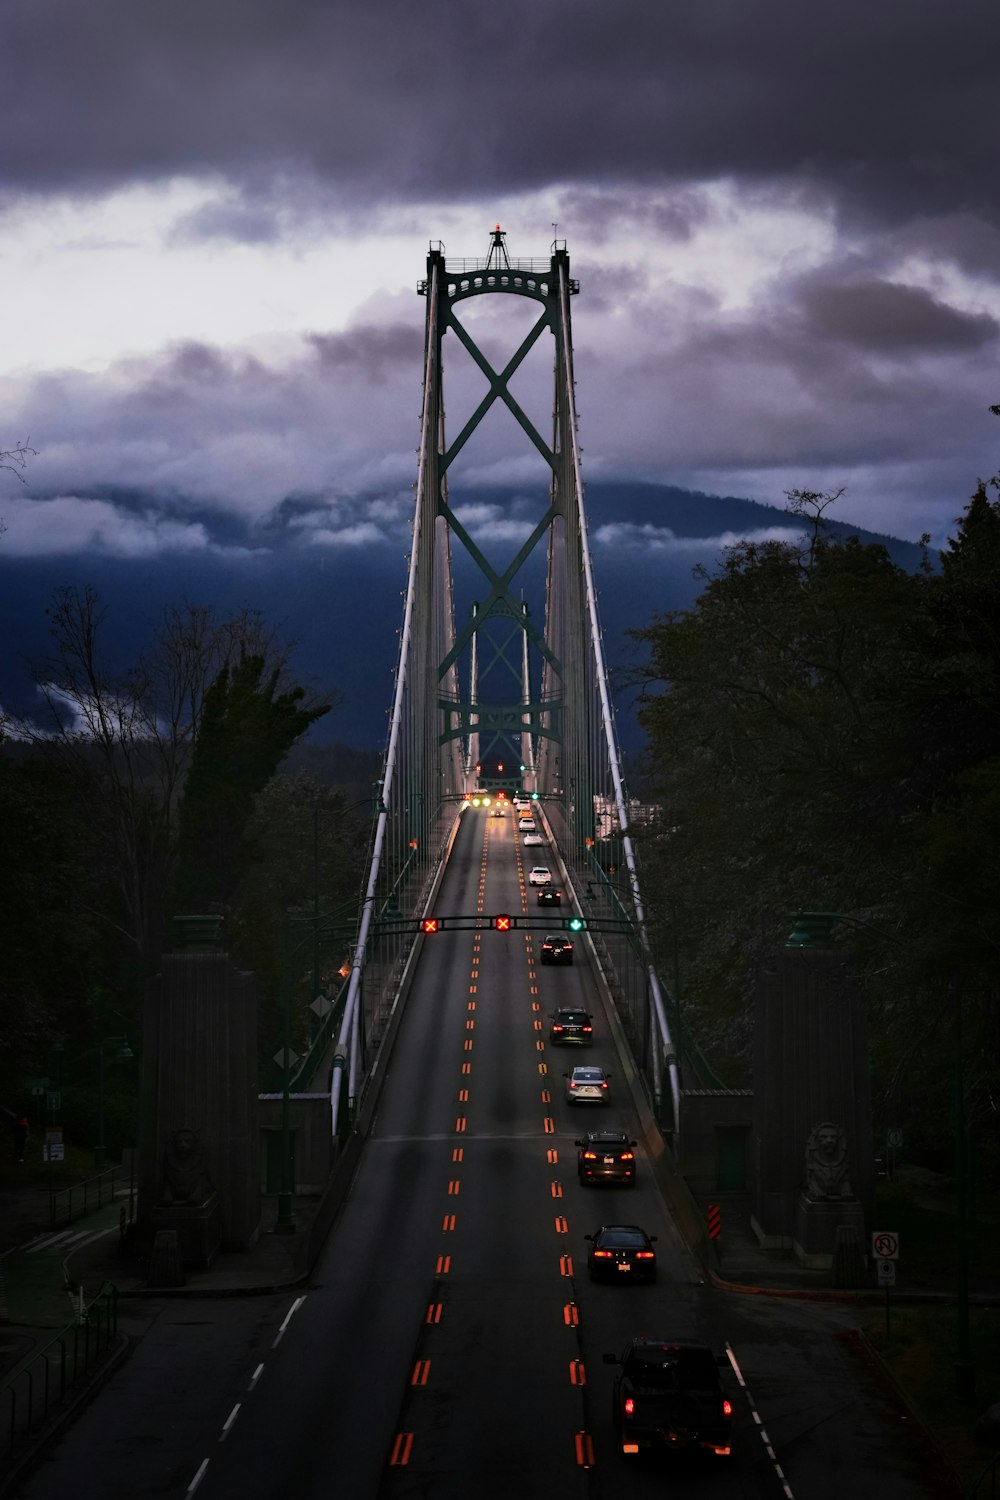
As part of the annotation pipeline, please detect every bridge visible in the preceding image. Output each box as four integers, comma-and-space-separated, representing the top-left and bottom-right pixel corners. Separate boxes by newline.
322, 228, 679, 1148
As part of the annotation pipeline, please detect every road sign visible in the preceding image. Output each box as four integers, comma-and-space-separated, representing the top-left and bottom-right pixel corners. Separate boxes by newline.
872, 1230, 899, 1260
43, 1127, 64, 1163
877, 1259, 896, 1286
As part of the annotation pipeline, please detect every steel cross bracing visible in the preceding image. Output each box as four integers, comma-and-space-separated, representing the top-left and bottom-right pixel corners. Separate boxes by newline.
328, 231, 680, 1138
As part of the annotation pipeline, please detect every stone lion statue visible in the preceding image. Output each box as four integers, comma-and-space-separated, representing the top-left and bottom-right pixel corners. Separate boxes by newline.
804, 1121, 853, 1201
161, 1127, 213, 1206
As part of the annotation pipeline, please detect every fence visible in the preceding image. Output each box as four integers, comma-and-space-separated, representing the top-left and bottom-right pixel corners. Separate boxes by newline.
1, 1282, 119, 1467
49, 1165, 134, 1232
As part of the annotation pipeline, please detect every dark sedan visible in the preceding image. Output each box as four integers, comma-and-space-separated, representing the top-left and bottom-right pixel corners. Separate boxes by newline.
536, 887, 563, 908
575, 1129, 637, 1185
540, 934, 573, 965
549, 1008, 593, 1045
585, 1223, 657, 1282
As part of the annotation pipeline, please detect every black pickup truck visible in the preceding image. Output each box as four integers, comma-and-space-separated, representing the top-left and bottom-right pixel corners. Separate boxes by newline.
603, 1338, 733, 1458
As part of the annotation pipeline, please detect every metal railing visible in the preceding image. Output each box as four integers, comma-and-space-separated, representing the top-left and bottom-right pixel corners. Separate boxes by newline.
1, 1282, 119, 1465
49, 1166, 134, 1231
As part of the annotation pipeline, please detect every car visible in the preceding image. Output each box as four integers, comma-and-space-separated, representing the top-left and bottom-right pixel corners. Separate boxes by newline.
523, 831, 544, 846
537, 887, 563, 907
491, 806, 505, 817
518, 817, 536, 832
528, 866, 552, 886
541, 934, 573, 965
603, 1339, 732, 1457
550, 1007, 593, 1045
551, 1008, 590, 1044
585, 1223, 657, 1282
564, 1064, 611, 1103
575, 1129, 638, 1185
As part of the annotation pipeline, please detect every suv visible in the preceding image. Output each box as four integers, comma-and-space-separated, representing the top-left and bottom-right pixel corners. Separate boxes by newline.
537, 887, 562, 907
603, 1339, 732, 1457
550, 1007, 593, 1045
576, 1129, 637, 1185
541, 934, 573, 965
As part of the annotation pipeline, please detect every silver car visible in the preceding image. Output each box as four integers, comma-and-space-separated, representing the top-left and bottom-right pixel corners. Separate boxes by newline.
564, 1065, 611, 1104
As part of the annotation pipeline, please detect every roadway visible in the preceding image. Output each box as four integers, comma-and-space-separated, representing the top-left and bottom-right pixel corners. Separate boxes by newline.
15, 805, 939, 1499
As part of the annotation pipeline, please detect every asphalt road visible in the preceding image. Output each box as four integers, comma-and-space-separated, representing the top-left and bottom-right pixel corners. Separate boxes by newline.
13, 809, 941, 1500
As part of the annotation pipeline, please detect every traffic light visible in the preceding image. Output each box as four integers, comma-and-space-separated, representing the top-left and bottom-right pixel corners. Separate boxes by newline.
421, 917, 442, 934
494, 913, 513, 932
566, 916, 586, 932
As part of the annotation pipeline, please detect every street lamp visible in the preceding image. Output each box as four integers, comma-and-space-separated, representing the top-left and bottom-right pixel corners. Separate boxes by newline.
786, 909, 975, 1400
95, 1035, 134, 1169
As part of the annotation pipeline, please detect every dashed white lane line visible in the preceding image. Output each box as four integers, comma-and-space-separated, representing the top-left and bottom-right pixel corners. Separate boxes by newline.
185, 1295, 307, 1495
186, 1457, 210, 1495
727, 1341, 795, 1499
272, 1294, 306, 1348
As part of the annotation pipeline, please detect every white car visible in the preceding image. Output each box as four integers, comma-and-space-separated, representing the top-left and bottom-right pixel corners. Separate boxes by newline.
523, 831, 544, 846
528, 866, 552, 886
518, 817, 536, 832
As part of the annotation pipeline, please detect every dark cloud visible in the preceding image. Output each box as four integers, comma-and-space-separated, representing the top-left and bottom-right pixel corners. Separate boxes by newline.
799, 278, 998, 354
5, 0, 1000, 243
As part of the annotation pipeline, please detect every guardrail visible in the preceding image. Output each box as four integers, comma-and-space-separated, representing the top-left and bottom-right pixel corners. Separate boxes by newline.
1, 1282, 119, 1467
49, 1166, 134, 1231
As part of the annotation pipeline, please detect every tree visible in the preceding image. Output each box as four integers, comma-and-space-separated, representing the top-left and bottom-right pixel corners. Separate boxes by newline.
171, 654, 331, 914
24, 586, 331, 984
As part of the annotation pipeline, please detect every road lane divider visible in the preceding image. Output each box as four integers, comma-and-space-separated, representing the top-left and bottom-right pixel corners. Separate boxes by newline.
389, 1432, 414, 1466
726, 1342, 795, 1498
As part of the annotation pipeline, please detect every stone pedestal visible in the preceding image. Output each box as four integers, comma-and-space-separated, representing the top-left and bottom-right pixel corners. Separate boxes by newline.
150, 1193, 223, 1269
793, 1192, 865, 1269
139, 947, 261, 1253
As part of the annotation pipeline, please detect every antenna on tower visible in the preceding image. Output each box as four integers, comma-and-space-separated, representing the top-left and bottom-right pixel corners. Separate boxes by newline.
486, 224, 510, 270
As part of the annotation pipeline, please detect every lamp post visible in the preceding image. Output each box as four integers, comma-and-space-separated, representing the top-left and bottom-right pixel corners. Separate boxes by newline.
95, 1035, 134, 1169
786, 909, 975, 1399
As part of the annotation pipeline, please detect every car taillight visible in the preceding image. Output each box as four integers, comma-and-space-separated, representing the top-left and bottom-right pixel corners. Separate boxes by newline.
582, 1151, 597, 1160
592, 1249, 612, 1259
623, 1397, 635, 1417
583, 1025, 592, 1033
635, 1250, 654, 1259
722, 1399, 732, 1417
620, 1151, 634, 1161
552, 1026, 563, 1033
601, 1081, 608, 1089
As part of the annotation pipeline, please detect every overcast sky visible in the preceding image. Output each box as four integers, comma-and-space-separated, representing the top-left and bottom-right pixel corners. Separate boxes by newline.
3, 0, 1000, 573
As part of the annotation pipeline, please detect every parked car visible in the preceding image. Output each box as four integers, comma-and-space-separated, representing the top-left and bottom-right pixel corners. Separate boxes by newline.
585, 1224, 657, 1282
575, 1129, 637, 1185
541, 934, 573, 965
564, 1064, 610, 1103
603, 1338, 732, 1456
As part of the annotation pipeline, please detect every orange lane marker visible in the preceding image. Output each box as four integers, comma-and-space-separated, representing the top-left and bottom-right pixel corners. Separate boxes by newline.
574, 1432, 594, 1467
554, 1215, 568, 1233
534, 1020, 543, 1032
543, 1116, 554, 1133
390, 1432, 415, 1466
551, 1181, 563, 1198
563, 1302, 579, 1326
541, 1089, 551, 1103
411, 1360, 431, 1387
458, 1089, 469, 1102
569, 1360, 586, 1387
466, 1020, 475, 1030
531, 1002, 540, 1012
547, 1148, 558, 1164
462, 1062, 471, 1075
442, 1214, 456, 1231
560, 1254, 574, 1277
464, 1039, 474, 1052
435, 1254, 451, 1274
468, 985, 477, 994
455, 1117, 466, 1132
467, 1001, 476, 1011
426, 1303, 443, 1324
452, 1147, 463, 1162
536, 1040, 545, 1052
538, 1062, 548, 1076
448, 1180, 460, 1195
